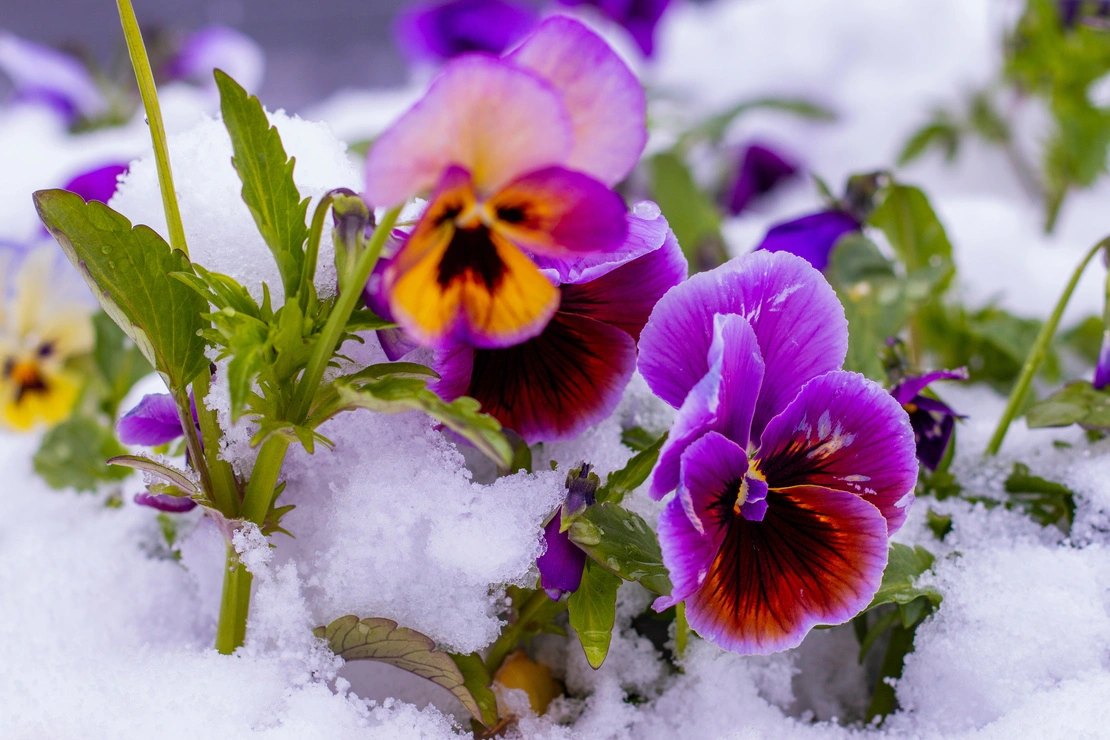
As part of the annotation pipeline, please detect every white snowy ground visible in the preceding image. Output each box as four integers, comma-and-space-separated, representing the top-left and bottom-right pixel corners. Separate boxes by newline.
2, 1, 1110, 737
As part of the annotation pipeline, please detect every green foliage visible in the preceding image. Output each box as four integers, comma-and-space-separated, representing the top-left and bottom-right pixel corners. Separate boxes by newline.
34, 190, 209, 389
215, 70, 310, 298
620, 426, 660, 452
870, 183, 955, 291
596, 432, 667, 504
33, 416, 130, 492
648, 151, 727, 272
567, 502, 672, 596
898, 115, 962, 166
314, 615, 491, 727
1004, 461, 1076, 530
567, 559, 622, 669
1026, 380, 1110, 431
485, 587, 568, 675
865, 544, 942, 617
92, 312, 153, 417
449, 653, 499, 727
1060, 315, 1105, 363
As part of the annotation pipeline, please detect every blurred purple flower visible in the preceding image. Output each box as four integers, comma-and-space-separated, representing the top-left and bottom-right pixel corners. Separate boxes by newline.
755, 209, 861, 272
556, 0, 671, 57
1093, 330, 1110, 390
394, 0, 539, 63
62, 164, 128, 205
0, 32, 107, 123
890, 368, 968, 471
164, 25, 265, 92
723, 143, 799, 216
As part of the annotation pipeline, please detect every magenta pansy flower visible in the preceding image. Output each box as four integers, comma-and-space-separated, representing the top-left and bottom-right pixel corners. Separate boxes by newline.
394, 0, 538, 63
638, 251, 918, 654
364, 16, 646, 350
555, 0, 672, 57
891, 368, 967, 471
430, 202, 686, 443
723, 143, 799, 217
755, 209, 861, 273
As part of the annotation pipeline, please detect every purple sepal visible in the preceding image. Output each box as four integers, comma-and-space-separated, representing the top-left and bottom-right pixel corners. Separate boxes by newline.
62, 164, 129, 205
755, 210, 861, 273
724, 143, 799, 216
537, 510, 587, 599
134, 491, 197, 513
394, 0, 538, 63
117, 394, 184, 446
554, 0, 672, 57
1094, 331, 1110, 390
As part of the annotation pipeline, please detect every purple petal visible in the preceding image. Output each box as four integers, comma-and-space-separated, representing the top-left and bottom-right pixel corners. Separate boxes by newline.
638, 250, 847, 442
394, 0, 538, 63
756, 210, 861, 273
724, 143, 799, 216
165, 25, 265, 91
62, 164, 129, 205
134, 491, 197, 513
890, 367, 968, 405
537, 510, 587, 598
907, 395, 958, 472
757, 370, 918, 535
649, 314, 765, 498
117, 394, 184, 446
555, 0, 672, 57
0, 32, 107, 120
1094, 330, 1110, 390
364, 252, 420, 361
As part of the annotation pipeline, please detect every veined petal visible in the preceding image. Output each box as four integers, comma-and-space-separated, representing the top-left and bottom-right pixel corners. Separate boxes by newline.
681, 485, 889, 655
649, 314, 764, 498
758, 371, 918, 534
906, 395, 958, 472
488, 166, 627, 257
638, 251, 847, 442
365, 55, 573, 205
117, 393, 185, 446
433, 310, 635, 442
508, 16, 646, 185
890, 367, 968, 405
537, 510, 587, 599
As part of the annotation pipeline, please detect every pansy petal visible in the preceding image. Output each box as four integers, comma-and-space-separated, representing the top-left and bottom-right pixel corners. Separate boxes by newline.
724, 143, 799, 216
134, 491, 198, 513
890, 367, 968, 405
509, 16, 646, 185
118, 393, 184, 446
394, 0, 538, 62
756, 209, 861, 273
682, 485, 889, 655
907, 395, 958, 472
758, 370, 918, 533
537, 510, 588, 599
649, 314, 765, 498
1096, 330, 1110, 390
365, 55, 572, 205
63, 164, 128, 205
639, 250, 846, 441
435, 311, 635, 442
488, 166, 627, 256
558, 218, 686, 343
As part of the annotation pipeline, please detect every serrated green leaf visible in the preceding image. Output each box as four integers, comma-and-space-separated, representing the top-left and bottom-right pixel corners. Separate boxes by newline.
315, 615, 489, 726
34, 190, 209, 389
33, 415, 130, 492
215, 70, 309, 298
596, 432, 667, 504
867, 543, 941, 611
567, 559, 621, 669
568, 502, 672, 595
449, 653, 499, 727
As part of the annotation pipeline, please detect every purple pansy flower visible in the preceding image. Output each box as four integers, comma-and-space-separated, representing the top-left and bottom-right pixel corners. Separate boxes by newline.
890, 368, 968, 471
723, 143, 799, 217
1094, 330, 1110, 391
555, 0, 671, 57
755, 209, 861, 273
118, 393, 198, 513
537, 465, 598, 599
638, 250, 918, 654
429, 203, 686, 443
0, 31, 107, 123
394, 0, 539, 64
62, 164, 129, 205
163, 25, 265, 92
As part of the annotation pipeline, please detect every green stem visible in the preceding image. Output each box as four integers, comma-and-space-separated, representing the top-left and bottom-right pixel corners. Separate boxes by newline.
240, 434, 292, 525
288, 205, 401, 423
215, 543, 253, 654
193, 372, 240, 516
985, 237, 1110, 455
865, 622, 914, 723
485, 588, 552, 675
116, 0, 188, 257
174, 388, 212, 496
301, 191, 339, 305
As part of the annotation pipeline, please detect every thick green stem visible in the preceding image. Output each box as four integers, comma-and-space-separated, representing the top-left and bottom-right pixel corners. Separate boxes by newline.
193, 372, 240, 516
215, 543, 253, 654
240, 435, 292, 525
985, 237, 1110, 455
301, 191, 339, 306
116, 0, 187, 257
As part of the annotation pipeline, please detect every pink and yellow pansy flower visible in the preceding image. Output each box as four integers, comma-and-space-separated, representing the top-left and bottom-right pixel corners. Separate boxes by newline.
364, 16, 646, 349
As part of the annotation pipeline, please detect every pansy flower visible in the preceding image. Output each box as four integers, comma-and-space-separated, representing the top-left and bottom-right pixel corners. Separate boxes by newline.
723, 143, 798, 217
394, 0, 538, 63
555, 0, 672, 57
890, 368, 967, 471
638, 251, 918, 654
0, 248, 93, 431
117, 393, 199, 513
431, 202, 686, 443
755, 209, 861, 273
536, 465, 599, 599
364, 16, 646, 350
0, 31, 107, 124
163, 25, 265, 93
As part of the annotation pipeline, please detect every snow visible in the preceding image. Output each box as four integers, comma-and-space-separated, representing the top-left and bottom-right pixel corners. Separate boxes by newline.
3, 0, 1110, 738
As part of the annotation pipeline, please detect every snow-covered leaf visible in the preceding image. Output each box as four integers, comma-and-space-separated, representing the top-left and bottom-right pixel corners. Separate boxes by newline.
568, 502, 672, 596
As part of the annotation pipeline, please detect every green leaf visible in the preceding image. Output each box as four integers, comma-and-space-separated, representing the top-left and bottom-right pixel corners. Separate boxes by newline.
567, 559, 621, 669
926, 509, 954, 540
215, 70, 310, 298
106, 454, 200, 495
691, 96, 837, 145
870, 183, 955, 292
449, 653, 499, 727
315, 615, 490, 726
1026, 380, 1110, 432
1060, 315, 1104, 364
34, 190, 210, 389
867, 543, 941, 612
648, 151, 727, 272
596, 432, 667, 504
620, 426, 659, 452
1004, 461, 1076, 530
898, 119, 961, 166
346, 308, 398, 332
33, 415, 130, 492
567, 502, 672, 595
92, 311, 153, 415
